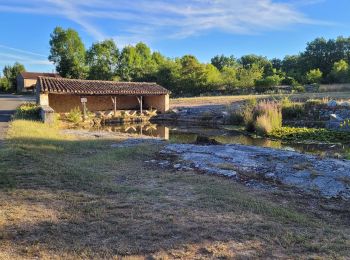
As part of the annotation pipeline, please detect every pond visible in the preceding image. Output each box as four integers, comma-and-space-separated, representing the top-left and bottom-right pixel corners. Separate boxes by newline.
90, 122, 350, 158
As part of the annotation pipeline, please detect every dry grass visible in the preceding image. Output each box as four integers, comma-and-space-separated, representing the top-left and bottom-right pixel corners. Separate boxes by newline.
170, 92, 350, 108
0, 120, 349, 259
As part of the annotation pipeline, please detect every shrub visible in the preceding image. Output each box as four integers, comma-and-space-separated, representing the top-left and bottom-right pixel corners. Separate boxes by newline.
305, 99, 324, 108
281, 77, 299, 87
225, 107, 244, 125
255, 75, 282, 93
281, 97, 305, 120
253, 101, 282, 135
242, 98, 257, 131
14, 103, 40, 120
66, 107, 82, 123
292, 85, 305, 93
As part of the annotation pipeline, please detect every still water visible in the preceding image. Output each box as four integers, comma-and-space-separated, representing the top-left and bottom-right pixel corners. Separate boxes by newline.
95, 123, 349, 158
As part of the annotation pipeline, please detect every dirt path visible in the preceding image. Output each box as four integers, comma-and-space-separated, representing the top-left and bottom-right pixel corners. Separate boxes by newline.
0, 94, 34, 142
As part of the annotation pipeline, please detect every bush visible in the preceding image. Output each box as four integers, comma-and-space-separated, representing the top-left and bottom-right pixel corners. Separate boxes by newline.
255, 75, 282, 93
243, 98, 257, 131
305, 99, 324, 107
66, 107, 82, 123
292, 85, 305, 93
0, 78, 11, 92
253, 101, 282, 135
225, 108, 244, 125
281, 77, 299, 87
14, 103, 40, 120
281, 97, 305, 120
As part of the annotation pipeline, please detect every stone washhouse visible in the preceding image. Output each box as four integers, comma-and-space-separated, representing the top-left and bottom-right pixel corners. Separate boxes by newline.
35, 76, 170, 123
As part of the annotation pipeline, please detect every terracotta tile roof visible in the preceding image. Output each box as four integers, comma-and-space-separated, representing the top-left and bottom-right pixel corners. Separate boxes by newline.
19, 72, 61, 79
37, 77, 171, 95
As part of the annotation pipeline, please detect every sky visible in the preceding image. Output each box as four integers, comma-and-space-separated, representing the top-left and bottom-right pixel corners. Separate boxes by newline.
0, 0, 349, 72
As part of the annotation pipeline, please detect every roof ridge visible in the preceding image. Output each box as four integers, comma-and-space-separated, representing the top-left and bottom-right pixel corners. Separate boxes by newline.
37, 76, 171, 95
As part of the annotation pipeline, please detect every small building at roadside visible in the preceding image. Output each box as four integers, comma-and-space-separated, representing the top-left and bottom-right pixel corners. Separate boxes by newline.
36, 76, 170, 114
17, 72, 61, 93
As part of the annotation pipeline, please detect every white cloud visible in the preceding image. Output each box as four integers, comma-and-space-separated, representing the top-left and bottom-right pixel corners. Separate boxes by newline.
0, 0, 329, 45
0, 44, 54, 69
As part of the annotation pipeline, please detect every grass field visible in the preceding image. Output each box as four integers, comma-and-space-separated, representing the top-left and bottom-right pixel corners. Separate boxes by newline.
171, 92, 350, 108
0, 120, 349, 259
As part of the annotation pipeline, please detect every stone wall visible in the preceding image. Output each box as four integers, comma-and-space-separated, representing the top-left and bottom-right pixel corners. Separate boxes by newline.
319, 83, 350, 92
40, 105, 55, 124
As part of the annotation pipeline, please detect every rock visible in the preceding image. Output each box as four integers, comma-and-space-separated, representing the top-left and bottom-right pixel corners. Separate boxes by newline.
173, 164, 181, 169
328, 100, 338, 108
195, 136, 221, 145
265, 173, 276, 179
341, 101, 350, 107
161, 143, 350, 200
330, 114, 344, 121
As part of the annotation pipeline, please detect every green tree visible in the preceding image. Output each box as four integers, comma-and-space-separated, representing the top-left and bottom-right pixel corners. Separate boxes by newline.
282, 55, 304, 83
255, 74, 283, 93
236, 64, 263, 90
300, 37, 350, 82
330, 59, 350, 83
211, 55, 237, 71
1, 62, 25, 92
221, 66, 238, 92
117, 42, 158, 81
86, 39, 119, 80
49, 27, 87, 79
306, 68, 323, 84
239, 54, 273, 77
155, 59, 181, 94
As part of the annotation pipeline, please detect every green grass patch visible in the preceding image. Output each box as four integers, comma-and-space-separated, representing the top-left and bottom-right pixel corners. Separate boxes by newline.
0, 120, 349, 259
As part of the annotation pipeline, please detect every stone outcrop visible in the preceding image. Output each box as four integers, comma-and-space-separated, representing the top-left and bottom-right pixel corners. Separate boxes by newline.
160, 143, 350, 200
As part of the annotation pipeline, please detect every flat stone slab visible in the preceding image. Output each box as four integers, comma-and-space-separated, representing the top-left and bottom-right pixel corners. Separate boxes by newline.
160, 144, 350, 200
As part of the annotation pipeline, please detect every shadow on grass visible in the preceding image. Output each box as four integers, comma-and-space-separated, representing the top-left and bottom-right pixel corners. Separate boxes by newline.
0, 136, 350, 258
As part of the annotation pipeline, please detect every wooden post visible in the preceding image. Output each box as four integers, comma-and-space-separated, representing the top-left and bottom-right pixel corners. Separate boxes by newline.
137, 96, 143, 114
111, 96, 117, 117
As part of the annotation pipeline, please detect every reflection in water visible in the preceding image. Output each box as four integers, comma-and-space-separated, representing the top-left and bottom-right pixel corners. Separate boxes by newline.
98, 123, 169, 139
93, 123, 349, 158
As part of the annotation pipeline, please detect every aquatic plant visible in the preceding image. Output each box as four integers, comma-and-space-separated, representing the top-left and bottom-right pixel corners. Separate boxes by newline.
269, 127, 350, 143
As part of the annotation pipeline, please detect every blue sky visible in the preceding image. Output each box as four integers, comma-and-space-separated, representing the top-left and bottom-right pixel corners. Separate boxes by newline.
0, 0, 349, 72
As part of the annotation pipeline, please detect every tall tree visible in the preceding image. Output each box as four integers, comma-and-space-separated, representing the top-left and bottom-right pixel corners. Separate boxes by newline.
86, 39, 119, 80
211, 55, 237, 71
239, 54, 273, 77
282, 55, 303, 83
117, 42, 158, 81
49, 27, 87, 79
236, 64, 263, 89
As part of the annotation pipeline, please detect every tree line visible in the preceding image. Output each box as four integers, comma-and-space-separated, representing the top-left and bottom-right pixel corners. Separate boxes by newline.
1, 26, 350, 96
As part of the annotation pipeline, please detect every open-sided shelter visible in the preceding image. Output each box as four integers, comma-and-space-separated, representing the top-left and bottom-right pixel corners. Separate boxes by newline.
36, 77, 170, 113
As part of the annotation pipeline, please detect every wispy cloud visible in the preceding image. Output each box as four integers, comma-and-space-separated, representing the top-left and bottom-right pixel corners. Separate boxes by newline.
0, 44, 47, 58
0, 45, 53, 69
0, 0, 329, 45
